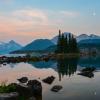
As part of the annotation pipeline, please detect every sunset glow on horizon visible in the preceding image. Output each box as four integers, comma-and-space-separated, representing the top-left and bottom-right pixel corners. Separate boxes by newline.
0, 0, 100, 45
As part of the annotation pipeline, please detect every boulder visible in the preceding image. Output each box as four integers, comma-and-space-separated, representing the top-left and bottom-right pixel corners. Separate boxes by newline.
17, 77, 28, 83
42, 76, 55, 84
27, 80, 42, 96
51, 85, 63, 92
10, 83, 32, 98
78, 67, 95, 78
78, 72, 94, 78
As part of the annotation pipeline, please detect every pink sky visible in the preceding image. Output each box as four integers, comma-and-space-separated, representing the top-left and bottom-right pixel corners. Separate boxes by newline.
0, 0, 100, 45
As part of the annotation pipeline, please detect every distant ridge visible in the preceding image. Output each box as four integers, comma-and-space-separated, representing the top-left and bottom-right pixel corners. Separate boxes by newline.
21, 39, 55, 51
0, 40, 22, 54
76, 34, 100, 42
51, 33, 100, 44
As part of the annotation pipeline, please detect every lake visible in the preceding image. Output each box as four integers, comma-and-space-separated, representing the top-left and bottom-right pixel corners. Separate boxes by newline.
0, 56, 100, 100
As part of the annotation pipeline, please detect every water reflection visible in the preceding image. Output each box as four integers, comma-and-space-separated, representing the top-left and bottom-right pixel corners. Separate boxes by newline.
78, 56, 100, 68
29, 60, 56, 69
57, 58, 78, 81
29, 58, 79, 81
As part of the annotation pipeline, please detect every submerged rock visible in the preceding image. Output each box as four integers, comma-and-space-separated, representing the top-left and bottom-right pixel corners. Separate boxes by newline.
28, 96, 36, 100
51, 85, 63, 92
0, 92, 19, 100
42, 76, 55, 84
17, 77, 28, 83
78, 67, 96, 78
78, 72, 94, 78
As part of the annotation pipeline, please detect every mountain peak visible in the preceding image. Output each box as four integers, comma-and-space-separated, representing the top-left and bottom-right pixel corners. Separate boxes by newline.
9, 40, 16, 44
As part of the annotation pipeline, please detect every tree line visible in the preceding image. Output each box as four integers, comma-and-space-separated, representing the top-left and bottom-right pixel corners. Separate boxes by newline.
55, 30, 79, 54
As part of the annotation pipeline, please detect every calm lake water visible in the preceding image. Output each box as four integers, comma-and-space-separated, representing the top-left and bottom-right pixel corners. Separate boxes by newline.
0, 56, 100, 100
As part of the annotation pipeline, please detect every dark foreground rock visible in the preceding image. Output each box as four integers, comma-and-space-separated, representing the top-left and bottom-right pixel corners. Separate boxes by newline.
12, 80, 42, 97
0, 78, 42, 100
42, 76, 55, 84
27, 80, 42, 96
78, 72, 94, 78
0, 92, 19, 100
12, 83, 32, 98
7, 79, 42, 100
51, 85, 63, 92
17, 77, 28, 83
78, 67, 96, 78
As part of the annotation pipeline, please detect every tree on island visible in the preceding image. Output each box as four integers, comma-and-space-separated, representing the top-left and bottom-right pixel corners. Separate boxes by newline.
55, 30, 79, 54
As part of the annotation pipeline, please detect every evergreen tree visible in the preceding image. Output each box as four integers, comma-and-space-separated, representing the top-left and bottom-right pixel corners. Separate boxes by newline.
64, 35, 68, 53
55, 30, 79, 54
56, 30, 61, 53
68, 33, 72, 53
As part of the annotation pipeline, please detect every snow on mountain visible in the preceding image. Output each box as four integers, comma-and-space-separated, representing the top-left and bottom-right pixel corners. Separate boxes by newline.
52, 32, 100, 44
0, 40, 22, 54
76, 34, 100, 42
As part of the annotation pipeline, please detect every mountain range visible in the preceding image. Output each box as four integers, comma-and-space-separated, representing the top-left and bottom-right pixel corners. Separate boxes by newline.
0, 33, 100, 54
76, 34, 100, 42
51, 33, 100, 44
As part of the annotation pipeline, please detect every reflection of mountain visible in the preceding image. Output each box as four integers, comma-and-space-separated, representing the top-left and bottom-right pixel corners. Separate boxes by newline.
28, 60, 56, 69
28, 56, 100, 80
78, 56, 100, 68
57, 58, 78, 81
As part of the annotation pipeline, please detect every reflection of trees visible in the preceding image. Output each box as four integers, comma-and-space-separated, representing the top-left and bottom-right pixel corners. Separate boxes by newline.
57, 58, 78, 81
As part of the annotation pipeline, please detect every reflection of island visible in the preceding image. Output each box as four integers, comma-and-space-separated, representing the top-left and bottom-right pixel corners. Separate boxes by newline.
57, 58, 78, 81
28, 60, 56, 69
78, 56, 100, 68
29, 58, 79, 81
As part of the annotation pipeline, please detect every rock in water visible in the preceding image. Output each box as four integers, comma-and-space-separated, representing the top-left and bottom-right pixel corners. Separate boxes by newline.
17, 77, 28, 83
27, 80, 42, 96
42, 76, 55, 84
78, 67, 95, 78
11, 83, 32, 98
51, 85, 63, 92
78, 72, 94, 78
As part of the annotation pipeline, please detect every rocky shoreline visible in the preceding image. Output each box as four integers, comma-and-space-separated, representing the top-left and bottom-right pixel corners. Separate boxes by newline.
0, 76, 63, 100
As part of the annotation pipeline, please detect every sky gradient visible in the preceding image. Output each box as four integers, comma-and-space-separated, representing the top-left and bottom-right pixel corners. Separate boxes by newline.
0, 0, 100, 45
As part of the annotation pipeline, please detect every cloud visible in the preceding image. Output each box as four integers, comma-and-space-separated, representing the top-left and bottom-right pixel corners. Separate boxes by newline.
0, 8, 81, 45
13, 9, 48, 25
0, 0, 13, 4
60, 11, 79, 17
